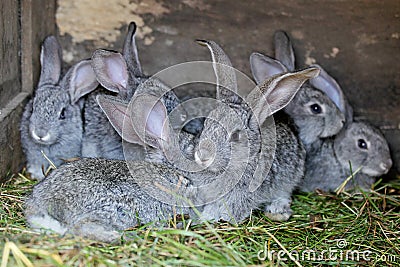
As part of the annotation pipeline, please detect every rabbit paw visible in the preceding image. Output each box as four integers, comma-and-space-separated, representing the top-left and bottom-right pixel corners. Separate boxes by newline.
73, 222, 122, 243
27, 165, 45, 180
200, 205, 221, 222
264, 199, 292, 222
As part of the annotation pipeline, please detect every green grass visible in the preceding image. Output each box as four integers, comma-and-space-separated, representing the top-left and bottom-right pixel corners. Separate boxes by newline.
1, 172, 399, 267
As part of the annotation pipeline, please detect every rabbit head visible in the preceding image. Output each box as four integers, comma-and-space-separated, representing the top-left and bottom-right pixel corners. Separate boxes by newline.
194, 40, 319, 175
250, 31, 347, 146
250, 52, 345, 146
28, 36, 99, 146
96, 93, 197, 171
334, 121, 392, 177
273, 30, 351, 122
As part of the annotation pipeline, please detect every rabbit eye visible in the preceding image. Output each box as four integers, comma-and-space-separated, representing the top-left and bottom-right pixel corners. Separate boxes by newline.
358, 139, 368, 150
59, 108, 66, 120
230, 131, 241, 142
310, 104, 322, 114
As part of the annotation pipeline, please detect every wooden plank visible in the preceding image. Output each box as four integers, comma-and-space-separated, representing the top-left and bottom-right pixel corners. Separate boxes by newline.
0, 0, 21, 109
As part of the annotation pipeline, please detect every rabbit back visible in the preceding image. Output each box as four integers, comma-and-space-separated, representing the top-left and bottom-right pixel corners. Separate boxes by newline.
25, 158, 195, 242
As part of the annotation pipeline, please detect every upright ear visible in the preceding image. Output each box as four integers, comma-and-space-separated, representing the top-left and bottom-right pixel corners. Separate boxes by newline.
91, 49, 129, 95
197, 40, 240, 104
96, 95, 145, 146
129, 94, 170, 150
38, 35, 62, 87
66, 60, 99, 104
250, 52, 287, 84
274, 30, 295, 71
309, 64, 348, 116
122, 21, 143, 77
247, 67, 320, 123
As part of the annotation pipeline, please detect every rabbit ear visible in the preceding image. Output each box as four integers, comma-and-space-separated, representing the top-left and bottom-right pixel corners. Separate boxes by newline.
91, 49, 129, 94
129, 94, 170, 149
96, 95, 145, 146
67, 60, 99, 105
122, 21, 143, 77
274, 30, 295, 71
247, 67, 320, 123
309, 64, 347, 116
38, 35, 62, 87
197, 40, 240, 104
250, 52, 287, 84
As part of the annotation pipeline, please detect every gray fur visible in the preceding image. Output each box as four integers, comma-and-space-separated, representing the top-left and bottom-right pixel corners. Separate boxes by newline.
300, 120, 392, 192
195, 40, 319, 222
25, 158, 196, 243
20, 36, 99, 180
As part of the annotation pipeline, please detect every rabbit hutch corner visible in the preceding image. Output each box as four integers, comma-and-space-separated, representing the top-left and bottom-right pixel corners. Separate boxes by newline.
0, 0, 399, 181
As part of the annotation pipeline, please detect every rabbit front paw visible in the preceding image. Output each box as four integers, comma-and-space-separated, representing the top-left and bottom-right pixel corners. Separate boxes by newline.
264, 198, 292, 222
27, 165, 45, 180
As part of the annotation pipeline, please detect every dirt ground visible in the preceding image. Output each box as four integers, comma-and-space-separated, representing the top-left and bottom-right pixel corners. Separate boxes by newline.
57, 0, 400, 177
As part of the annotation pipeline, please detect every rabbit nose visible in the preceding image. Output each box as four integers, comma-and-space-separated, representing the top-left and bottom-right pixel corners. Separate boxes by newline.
379, 159, 393, 172
195, 140, 216, 167
31, 129, 51, 142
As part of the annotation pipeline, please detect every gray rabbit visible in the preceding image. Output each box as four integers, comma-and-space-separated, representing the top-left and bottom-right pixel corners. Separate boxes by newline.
250, 31, 346, 150
25, 91, 201, 242
20, 36, 99, 180
25, 158, 197, 243
193, 40, 319, 222
300, 120, 392, 192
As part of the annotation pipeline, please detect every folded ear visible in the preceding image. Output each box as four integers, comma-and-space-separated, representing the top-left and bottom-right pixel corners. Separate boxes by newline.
122, 21, 143, 77
247, 67, 320, 124
66, 60, 99, 105
96, 95, 144, 146
129, 94, 170, 150
309, 64, 348, 116
91, 49, 129, 95
38, 35, 62, 87
250, 52, 287, 84
273, 30, 295, 71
